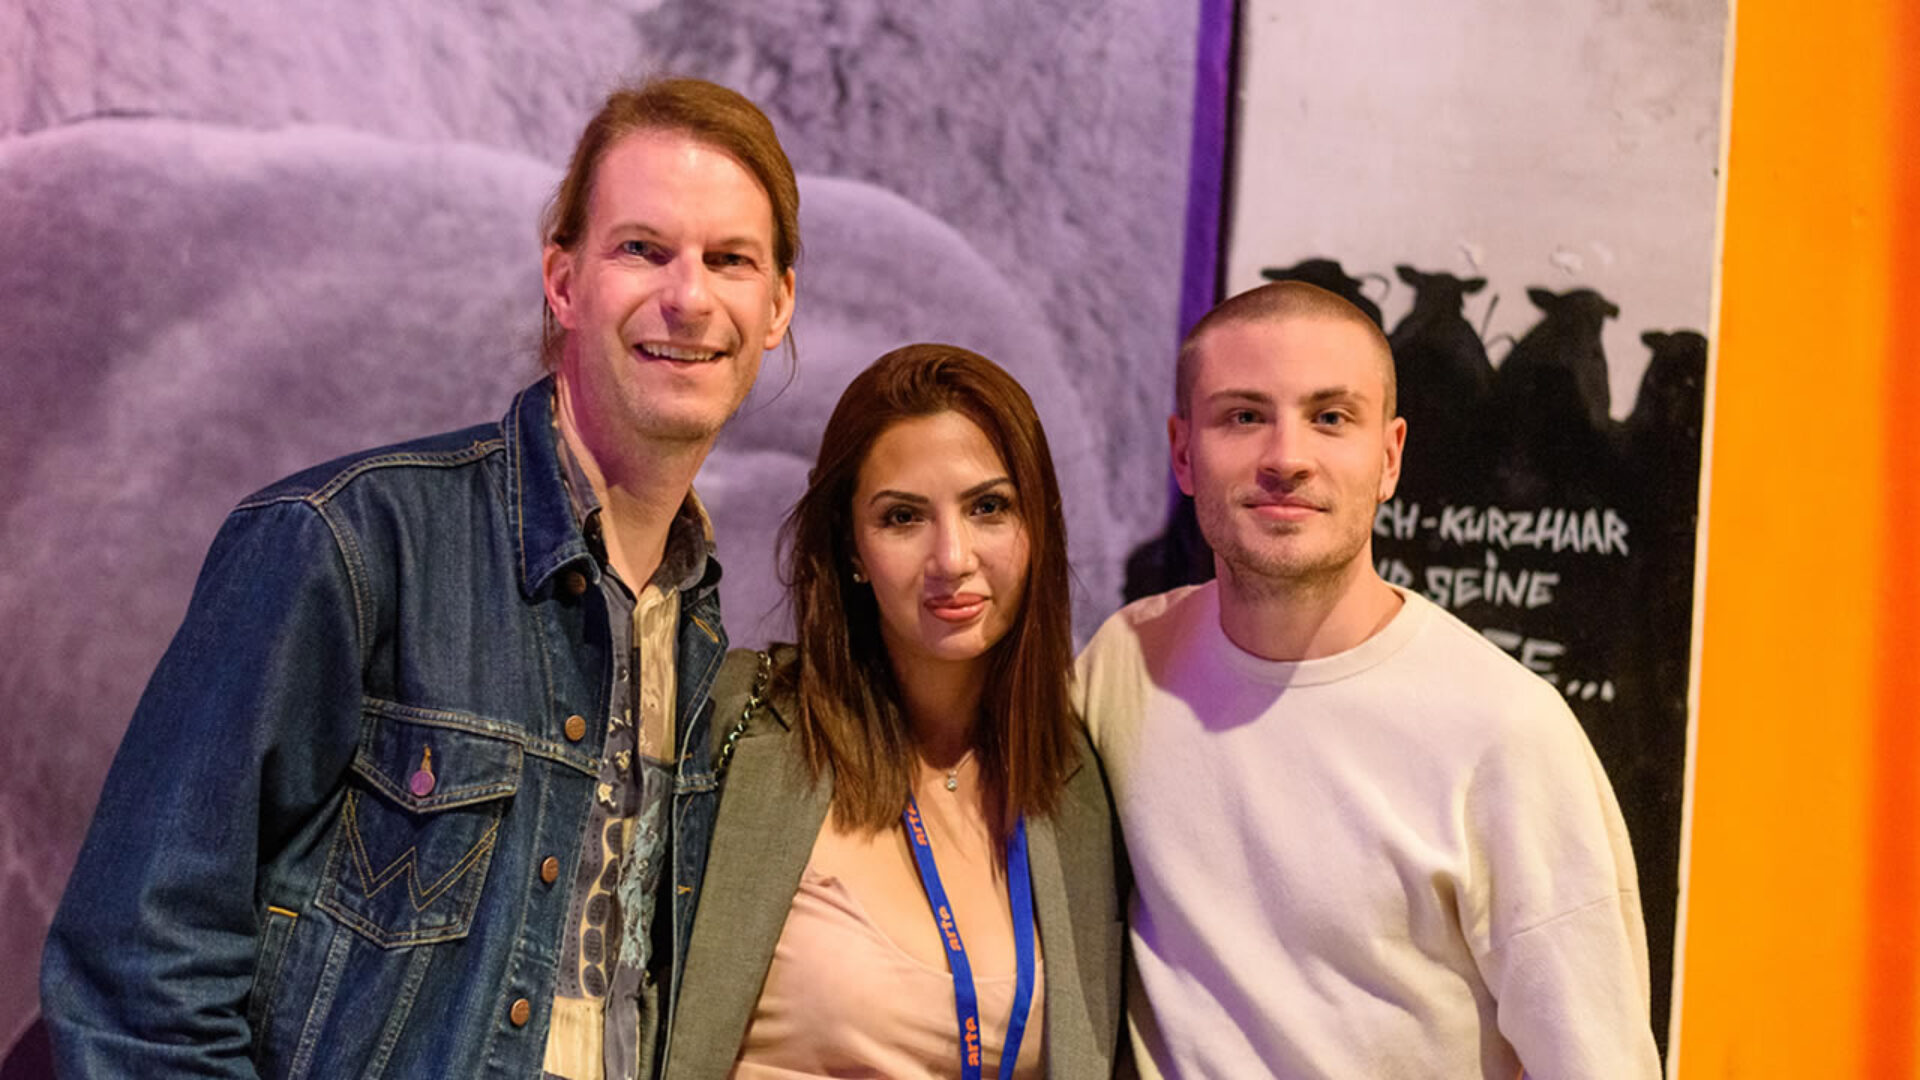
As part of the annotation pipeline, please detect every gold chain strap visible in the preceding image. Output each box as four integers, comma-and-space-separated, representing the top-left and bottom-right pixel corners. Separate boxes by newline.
714, 649, 771, 780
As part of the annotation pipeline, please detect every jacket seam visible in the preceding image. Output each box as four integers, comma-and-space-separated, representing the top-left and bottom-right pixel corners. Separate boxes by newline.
363, 938, 436, 1076
315, 502, 372, 665
290, 921, 354, 1078
491, 736, 558, 1077
232, 440, 505, 513
363, 697, 597, 777
509, 392, 534, 593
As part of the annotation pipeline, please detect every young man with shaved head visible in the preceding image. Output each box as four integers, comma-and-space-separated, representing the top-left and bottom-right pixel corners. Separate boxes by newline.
44, 79, 796, 1079
1077, 281, 1659, 1078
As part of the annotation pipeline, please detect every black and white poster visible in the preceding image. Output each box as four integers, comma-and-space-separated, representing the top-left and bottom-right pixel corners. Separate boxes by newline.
1131, 0, 1728, 1056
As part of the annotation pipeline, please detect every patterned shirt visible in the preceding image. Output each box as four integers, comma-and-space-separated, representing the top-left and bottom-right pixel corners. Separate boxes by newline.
543, 421, 714, 1080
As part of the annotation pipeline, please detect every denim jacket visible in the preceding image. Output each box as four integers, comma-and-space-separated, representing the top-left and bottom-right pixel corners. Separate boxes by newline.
41, 378, 729, 1079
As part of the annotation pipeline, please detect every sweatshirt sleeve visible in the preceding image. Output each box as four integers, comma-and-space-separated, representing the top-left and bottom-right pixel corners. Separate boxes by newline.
1463, 690, 1662, 1080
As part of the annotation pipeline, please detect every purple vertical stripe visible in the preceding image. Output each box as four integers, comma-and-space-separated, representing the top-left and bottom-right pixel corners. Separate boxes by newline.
1178, 0, 1238, 341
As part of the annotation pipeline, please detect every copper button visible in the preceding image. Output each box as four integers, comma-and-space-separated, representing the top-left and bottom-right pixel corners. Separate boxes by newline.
509, 998, 531, 1027
562, 570, 588, 597
564, 714, 587, 742
540, 856, 560, 885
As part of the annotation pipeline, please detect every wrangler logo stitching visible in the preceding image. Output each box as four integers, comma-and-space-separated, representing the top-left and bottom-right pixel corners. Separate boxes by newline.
340, 791, 500, 911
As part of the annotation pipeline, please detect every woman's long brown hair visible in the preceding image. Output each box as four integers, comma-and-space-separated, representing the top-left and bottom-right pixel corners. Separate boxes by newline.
778, 343, 1079, 835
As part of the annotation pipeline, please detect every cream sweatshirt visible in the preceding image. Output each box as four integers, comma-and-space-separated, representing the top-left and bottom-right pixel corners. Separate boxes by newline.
1076, 582, 1659, 1080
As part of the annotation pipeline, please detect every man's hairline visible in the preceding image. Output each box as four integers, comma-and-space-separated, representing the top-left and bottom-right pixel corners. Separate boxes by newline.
568, 123, 783, 257
1175, 308, 1394, 419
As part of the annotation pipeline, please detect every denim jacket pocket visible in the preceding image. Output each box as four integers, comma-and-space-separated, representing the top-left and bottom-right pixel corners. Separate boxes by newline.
317, 702, 524, 948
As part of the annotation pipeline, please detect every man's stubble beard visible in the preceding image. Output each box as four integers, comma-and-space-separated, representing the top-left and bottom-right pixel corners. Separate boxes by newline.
1194, 493, 1372, 604
612, 353, 757, 449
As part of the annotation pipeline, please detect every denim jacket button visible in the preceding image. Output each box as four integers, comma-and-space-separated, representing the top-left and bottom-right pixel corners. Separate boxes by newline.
540, 856, 560, 885
509, 998, 532, 1027
562, 570, 588, 597
564, 714, 587, 742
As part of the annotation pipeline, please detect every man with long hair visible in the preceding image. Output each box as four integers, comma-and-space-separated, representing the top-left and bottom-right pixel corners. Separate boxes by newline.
42, 78, 797, 1079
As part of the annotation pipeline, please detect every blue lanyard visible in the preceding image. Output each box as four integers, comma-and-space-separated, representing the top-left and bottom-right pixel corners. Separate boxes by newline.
902, 795, 1036, 1080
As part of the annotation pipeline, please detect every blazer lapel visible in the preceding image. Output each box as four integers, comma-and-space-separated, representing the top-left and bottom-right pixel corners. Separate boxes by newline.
1030, 787, 1098, 1070
664, 719, 831, 1078
1033, 746, 1125, 1077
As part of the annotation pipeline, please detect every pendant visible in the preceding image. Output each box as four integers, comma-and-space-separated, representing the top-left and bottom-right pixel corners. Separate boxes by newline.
937, 748, 973, 793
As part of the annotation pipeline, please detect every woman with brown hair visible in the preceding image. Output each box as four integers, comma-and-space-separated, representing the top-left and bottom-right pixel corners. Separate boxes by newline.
663, 343, 1124, 1078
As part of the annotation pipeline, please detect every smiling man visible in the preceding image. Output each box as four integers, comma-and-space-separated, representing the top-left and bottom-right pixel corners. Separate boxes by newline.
42, 79, 796, 1080
1075, 281, 1660, 1078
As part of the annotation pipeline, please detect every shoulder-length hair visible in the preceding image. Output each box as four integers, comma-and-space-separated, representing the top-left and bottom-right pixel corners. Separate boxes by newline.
779, 343, 1079, 835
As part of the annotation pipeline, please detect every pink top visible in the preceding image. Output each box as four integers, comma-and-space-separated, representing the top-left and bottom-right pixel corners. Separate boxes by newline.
730, 866, 1045, 1078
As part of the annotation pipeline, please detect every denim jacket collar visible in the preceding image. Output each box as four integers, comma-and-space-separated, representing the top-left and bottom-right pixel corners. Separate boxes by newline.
505, 376, 597, 599
553, 416, 717, 598
510, 375, 725, 604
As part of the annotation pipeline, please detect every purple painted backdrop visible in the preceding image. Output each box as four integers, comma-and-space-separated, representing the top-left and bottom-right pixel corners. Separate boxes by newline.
0, 0, 1205, 1054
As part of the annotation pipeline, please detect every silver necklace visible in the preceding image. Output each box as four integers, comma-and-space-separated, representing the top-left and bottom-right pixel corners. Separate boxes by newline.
943, 749, 977, 792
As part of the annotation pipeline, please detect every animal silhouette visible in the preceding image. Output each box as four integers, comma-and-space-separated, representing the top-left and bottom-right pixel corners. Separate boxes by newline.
1624, 329, 1709, 525
1496, 286, 1619, 431
1388, 265, 1494, 494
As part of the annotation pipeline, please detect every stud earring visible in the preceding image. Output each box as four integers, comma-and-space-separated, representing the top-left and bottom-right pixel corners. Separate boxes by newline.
851, 568, 867, 583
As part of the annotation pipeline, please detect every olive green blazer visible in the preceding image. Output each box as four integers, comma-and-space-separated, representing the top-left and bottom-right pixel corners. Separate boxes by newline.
662, 649, 1126, 1078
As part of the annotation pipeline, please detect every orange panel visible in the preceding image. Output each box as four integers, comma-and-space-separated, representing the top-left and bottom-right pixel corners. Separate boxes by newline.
1865, 0, 1920, 1073
1679, 1, 1902, 1076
